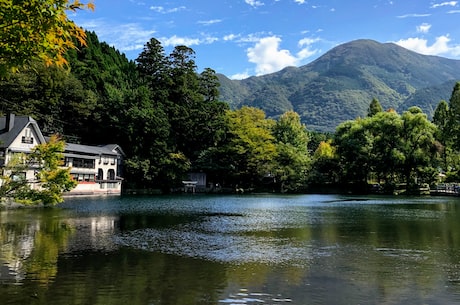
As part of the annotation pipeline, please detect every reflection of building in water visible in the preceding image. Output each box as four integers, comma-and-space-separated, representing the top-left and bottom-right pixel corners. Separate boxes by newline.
65, 216, 119, 252
0, 219, 40, 283
0, 215, 119, 285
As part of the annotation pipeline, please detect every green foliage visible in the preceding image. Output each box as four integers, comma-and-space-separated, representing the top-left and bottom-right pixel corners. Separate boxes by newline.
27, 135, 77, 205
3, 31, 458, 193
219, 39, 460, 132
310, 140, 340, 184
0, 0, 94, 75
225, 107, 277, 187
368, 98, 383, 117
333, 107, 439, 191
433, 100, 449, 144
0, 135, 76, 205
447, 82, 460, 150
272, 111, 311, 192
0, 153, 30, 198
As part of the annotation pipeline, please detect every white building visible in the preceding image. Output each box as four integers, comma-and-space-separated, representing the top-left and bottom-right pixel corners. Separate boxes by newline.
0, 114, 124, 196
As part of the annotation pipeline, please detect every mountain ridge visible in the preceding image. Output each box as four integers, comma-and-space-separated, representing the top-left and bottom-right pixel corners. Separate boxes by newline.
217, 39, 460, 131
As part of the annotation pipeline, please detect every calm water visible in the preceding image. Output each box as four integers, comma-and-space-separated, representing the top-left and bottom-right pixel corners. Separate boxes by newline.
2, 194, 460, 305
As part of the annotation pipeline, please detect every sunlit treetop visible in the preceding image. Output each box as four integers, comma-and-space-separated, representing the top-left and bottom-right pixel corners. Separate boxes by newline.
0, 0, 94, 75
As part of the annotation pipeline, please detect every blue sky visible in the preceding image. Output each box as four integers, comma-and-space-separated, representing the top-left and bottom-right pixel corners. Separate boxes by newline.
71, 1, 460, 79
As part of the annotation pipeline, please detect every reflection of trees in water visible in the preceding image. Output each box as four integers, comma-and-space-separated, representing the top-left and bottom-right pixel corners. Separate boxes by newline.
2, 198, 460, 304
0, 211, 122, 287
0, 209, 74, 286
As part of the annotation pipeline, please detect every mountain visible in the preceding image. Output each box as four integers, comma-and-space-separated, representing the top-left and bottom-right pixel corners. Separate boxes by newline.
217, 39, 460, 132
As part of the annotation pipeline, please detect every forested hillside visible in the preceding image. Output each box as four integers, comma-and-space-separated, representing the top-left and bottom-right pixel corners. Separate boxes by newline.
2, 33, 460, 194
218, 39, 460, 131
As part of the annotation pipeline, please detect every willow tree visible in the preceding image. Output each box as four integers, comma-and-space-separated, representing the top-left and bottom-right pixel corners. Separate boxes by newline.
0, 0, 94, 74
399, 107, 438, 187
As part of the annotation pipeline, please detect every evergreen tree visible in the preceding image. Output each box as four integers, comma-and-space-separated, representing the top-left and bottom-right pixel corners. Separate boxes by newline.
447, 82, 460, 150
433, 100, 449, 144
367, 98, 383, 117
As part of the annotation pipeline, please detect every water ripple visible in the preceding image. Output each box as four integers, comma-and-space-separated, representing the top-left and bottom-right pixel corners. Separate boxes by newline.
114, 228, 315, 265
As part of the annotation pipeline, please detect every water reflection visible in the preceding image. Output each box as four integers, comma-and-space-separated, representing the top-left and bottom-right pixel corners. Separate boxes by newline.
1, 195, 460, 304
0, 209, 118, 287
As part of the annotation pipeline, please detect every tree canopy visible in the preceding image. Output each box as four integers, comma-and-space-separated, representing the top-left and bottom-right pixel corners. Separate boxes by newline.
0, 0, 94, 75
1, 29, 458, 195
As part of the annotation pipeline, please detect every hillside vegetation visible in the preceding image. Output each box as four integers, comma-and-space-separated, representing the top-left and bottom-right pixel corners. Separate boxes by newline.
218, 39, 460, 131
2, 34, 460, 193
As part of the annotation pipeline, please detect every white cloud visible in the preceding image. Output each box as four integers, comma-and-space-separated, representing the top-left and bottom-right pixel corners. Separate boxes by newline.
395, 35, 460, 57
245, 0, 264, 8
198, 19, 222, 26
223, 34, 239, 41
231, 70, 251, 80
77, 19, 156, 52
247, 37, 297, 75
397, 13, 431, 18
246, 36, 319, 75
150, 6, 186, 14
159, 35, 218, 47
295, 0, 306, 4
431, 1, 457, 8
417, 23, 431, 33
297, 37, 320, 59
448, 9, 460, 13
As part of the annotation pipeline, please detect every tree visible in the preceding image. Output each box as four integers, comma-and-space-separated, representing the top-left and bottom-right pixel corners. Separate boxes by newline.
0, 153, 31, 199
432, 100, 449, 144
223, 107, 277, 188
1, 135, 76, 205
310, 140, 340, 185
136, 37, 171, 102
399, 107, 438, 188
447, 82, 460, 151
0, 0, 94, 75
272, 111, 311, 192
335, 118, 374, 185
367, 98, 383, 117
27, 135, 77, 205
334, 107, 438, 192
0, 61, 98, 138
367, 110, 403, 187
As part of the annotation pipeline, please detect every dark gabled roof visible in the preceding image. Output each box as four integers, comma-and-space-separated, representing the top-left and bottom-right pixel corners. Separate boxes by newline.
0, 116, 45, 148
1, 115, 124, 157
65, 142, 120, 157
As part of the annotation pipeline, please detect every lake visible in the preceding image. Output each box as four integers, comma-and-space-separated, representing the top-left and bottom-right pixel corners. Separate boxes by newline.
2, 194, 460, 305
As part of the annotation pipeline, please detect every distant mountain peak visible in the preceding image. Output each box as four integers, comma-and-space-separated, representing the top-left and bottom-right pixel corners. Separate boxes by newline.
218, 39, 460, 132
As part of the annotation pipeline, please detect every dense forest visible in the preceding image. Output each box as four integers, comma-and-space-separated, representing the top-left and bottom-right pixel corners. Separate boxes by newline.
1, 32, 460, 194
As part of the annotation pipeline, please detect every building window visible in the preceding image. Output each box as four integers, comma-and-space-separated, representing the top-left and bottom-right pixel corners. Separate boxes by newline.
21, 129, 33, 144
11, 172, 26, 181
97, 168, 104, 180
71, 173, 95, 182
108, 169, 115, 180
72, 158, 95, 169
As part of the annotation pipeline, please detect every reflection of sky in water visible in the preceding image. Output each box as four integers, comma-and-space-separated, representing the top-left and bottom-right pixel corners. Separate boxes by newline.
2, 195, 460, 305
111, 195, 450, 265
115, 227, 319, 265
65, 216, 119, 253
219, 288, 292, 304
